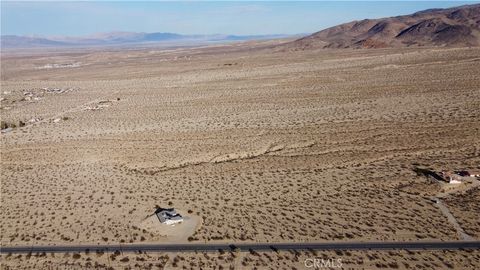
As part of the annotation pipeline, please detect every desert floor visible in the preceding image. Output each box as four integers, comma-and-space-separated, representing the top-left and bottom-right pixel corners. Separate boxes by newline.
1, 42, 479, 269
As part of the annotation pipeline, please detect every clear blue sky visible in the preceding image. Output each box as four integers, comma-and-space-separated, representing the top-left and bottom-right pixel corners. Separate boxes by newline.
1, 1, 478, 36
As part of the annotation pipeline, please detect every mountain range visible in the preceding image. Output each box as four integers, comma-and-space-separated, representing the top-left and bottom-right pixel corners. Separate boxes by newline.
289, 3, 480, 49
0, 32, 290, 49
2, 3, 479, 49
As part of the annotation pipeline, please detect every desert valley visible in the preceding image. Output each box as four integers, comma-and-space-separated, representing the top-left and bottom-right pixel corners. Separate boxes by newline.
1, 3, 480, 270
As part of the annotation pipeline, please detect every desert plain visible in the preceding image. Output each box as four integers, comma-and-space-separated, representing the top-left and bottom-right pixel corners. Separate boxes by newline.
1, 42, 480, 269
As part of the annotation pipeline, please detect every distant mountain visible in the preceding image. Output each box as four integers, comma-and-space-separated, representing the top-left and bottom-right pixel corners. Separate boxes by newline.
0, 35, 70, 48
287, 3, 480, 49
0, 31, 290, 48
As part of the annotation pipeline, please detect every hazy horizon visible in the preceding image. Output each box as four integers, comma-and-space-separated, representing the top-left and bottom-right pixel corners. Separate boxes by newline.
2, 1, 479, 37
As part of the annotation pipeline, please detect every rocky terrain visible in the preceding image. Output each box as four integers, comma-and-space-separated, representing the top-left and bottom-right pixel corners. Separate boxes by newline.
288, 3, 480, 49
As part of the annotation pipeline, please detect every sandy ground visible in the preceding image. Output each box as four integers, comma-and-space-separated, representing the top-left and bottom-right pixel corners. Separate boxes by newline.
1, 43, 480, 268
1, 249, 480, 269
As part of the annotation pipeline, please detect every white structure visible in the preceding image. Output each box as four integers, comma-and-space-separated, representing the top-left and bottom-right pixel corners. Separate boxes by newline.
155, 208, 183, 225
449, 179, 462, 184
441, 171, 464, 184
164, 217, 183, 225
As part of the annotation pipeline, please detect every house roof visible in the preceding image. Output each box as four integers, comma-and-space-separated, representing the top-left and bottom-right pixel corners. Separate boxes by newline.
155, 207, 175, 214
155, 207, 183, 223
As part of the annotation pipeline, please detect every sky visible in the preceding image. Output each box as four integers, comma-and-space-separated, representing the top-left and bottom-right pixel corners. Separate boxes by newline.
1, 1, 479, 37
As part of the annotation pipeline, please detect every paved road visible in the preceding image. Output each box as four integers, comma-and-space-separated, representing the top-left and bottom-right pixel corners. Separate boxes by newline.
1, 241, 479, 254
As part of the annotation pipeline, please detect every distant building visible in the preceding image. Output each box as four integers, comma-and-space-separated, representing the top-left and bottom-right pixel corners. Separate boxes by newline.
441, 171, 463, 184
155, 208, 183, 225
469, 170, 480, 178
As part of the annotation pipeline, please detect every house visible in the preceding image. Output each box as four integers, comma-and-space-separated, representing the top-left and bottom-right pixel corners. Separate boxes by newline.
441, 171, 463, 184
469, 170, 480, 178
155, 208, 183, 225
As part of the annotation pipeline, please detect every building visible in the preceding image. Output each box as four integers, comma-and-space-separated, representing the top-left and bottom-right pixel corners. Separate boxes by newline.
441, 171, 463, 184
155, 208, 184, 225
470, 171, 480, 178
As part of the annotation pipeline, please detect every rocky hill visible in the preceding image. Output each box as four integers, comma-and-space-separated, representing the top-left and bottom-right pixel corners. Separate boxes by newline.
289, 4, 480, 49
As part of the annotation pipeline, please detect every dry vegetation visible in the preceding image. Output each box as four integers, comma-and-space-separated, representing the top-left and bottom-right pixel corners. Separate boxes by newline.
1, 43, 479, 268
2, 249, 480, 269
443, 187, 480, 239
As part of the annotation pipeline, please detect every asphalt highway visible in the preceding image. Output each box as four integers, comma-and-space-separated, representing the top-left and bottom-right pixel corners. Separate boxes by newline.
1, 241, 479, 254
